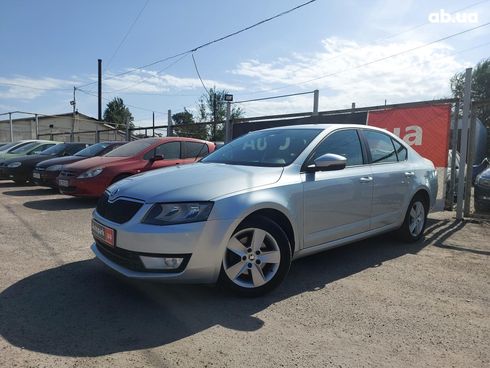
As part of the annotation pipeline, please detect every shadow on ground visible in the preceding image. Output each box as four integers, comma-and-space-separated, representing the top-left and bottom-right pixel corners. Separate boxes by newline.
23, 197, 98, 211
0, 219, 458, 357
4, 188, 58, 196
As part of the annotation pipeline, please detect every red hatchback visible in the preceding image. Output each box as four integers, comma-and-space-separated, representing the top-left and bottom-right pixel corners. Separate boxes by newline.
57, 137, 215, 197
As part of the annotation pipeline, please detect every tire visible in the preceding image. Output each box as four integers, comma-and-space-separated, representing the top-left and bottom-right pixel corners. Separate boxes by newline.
13, 179, 27, 185
398, 194, 428, 242
218, 215, 291, 297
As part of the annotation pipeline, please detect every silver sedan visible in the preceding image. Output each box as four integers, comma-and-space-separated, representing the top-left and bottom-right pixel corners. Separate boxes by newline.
91, 124, 437, 296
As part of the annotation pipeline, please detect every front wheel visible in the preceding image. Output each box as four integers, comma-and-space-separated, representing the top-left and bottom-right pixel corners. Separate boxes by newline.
398, 194, 428, 242
219, 216, 291, 296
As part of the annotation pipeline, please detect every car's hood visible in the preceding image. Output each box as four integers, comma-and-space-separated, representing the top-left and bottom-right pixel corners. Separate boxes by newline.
36, 155, 85, 168
64, 156, 129, 171
110, 163, 284, 202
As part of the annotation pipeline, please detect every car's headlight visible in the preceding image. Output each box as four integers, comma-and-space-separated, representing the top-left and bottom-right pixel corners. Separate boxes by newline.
142, 202, 214, 225
46, 164, 63, 172
77, 167, 103, 179
7, 162, 21, 168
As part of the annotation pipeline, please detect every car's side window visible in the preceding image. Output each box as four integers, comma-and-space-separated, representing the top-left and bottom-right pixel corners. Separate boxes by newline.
308, 129, 364, 167
183, 142, 208, 159
392, 139, 407, 161
155, 142, 181, 159
29, 143, 56, 155
364, 131, 398, 164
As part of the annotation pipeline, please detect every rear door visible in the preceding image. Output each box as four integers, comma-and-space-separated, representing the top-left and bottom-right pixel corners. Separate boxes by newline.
302, 129, 372, 247
361, 129, 411, 230
182, 141, 209, 163
143, 141, 182, 170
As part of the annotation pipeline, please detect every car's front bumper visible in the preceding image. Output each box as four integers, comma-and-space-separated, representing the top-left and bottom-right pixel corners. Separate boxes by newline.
57, 175, 108, 197
91, 210, 237, 283
32, 169, 59, 187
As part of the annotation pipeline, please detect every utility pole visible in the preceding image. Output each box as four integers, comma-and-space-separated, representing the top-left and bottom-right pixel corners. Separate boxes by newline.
35, 114, 39, 139
225, 101, 231, 143
98, 59, 102, 121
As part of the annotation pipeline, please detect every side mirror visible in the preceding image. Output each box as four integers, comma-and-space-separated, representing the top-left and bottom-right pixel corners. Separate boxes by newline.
150, 154, 164, 162
308, 153, 347, 172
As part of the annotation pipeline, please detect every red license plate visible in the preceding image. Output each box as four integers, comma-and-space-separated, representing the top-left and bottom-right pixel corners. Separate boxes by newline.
92, 219, 115, 247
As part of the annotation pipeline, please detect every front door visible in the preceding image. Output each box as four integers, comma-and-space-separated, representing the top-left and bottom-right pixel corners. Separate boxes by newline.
303, 129, 372, 247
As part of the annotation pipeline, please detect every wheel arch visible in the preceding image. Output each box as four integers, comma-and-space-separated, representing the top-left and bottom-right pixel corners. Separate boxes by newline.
240, 208, 297, 256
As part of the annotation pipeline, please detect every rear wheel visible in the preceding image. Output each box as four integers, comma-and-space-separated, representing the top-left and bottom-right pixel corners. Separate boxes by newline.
13, 179, 27, 185
398, 194, 428, 242
219, 216, 291, 296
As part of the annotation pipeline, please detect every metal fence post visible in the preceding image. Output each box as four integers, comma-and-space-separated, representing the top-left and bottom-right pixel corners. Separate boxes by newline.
167, 109, 172, 137
464, 112, 477, 216
448, 101, 460, 208
456, 68, 472, 220
313, 90, 319, 115
225, 101, 231, 143
9, 112, 13, 142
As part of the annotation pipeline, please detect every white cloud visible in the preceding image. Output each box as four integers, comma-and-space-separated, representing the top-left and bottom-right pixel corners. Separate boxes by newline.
0, 76, 74, 99
232, 37, 467, 115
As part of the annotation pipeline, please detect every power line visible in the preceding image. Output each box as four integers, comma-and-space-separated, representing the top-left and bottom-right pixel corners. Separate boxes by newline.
103, 52, 191, 94
192, 53, 210, 96
105, 0, 151, 71
77, 88, 167, 114
76, 0, 318, 88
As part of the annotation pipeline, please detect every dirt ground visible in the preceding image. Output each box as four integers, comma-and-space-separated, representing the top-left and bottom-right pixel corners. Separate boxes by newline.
0, 181, 488, 368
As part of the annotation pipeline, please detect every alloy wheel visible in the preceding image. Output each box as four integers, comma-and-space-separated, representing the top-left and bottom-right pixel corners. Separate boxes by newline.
223, 227, 281, 289
409, 201, 425, 237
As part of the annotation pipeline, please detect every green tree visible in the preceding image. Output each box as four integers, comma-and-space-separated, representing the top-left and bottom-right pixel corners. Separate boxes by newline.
103, 97, 134, 130
451, 58, 490, 127
172, 108, 208, 140
197, 87, 244, 141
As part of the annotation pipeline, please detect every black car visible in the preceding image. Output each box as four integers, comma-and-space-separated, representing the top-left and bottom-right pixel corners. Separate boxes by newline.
474, 166, 490, 212
3, 143, 89, 184
32, 141, 126, 188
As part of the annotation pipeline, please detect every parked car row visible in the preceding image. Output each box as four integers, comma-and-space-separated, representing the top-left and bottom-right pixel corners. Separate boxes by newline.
0, 137, 216, 196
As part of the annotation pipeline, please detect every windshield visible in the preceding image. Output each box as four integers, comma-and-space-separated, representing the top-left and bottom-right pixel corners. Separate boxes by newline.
202, 128, 322, 167
75, 142, 110, 157
0, 142, 20, 152
8, 142, 40, 154
105, 139, 157, 157
40, 144, 66, 156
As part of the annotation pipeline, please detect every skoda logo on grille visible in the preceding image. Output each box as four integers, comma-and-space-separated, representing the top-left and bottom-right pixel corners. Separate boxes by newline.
109, 188, 120, 201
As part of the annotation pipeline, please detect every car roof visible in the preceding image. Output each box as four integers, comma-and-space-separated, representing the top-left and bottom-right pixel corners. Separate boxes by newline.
260, 123, 387, 133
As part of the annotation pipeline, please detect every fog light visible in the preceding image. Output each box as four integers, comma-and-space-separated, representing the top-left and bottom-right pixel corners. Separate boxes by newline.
140, 256, 183, 270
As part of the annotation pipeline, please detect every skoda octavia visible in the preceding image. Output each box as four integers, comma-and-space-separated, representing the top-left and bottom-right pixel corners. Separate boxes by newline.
91, 125, 437, 296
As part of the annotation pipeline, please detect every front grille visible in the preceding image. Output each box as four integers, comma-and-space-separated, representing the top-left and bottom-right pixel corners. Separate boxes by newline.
96, 192, 143, 224
95, 241, 191, 273
60, 170, 78, 177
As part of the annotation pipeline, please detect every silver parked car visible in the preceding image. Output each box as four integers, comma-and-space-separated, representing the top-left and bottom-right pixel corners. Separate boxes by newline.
91, 124, 438, 296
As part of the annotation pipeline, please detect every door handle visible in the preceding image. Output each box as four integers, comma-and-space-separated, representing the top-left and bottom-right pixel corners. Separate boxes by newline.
404, 171, 415, 177
359, 176, 373, 183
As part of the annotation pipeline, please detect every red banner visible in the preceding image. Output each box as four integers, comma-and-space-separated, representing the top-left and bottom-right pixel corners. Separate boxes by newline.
367, 105, 451, 167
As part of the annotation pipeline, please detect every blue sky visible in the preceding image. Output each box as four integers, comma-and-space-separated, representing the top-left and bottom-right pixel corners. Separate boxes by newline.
0, 0, 489, 126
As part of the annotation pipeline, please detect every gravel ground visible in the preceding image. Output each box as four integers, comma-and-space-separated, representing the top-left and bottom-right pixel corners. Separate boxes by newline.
0, 181, 489, 368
